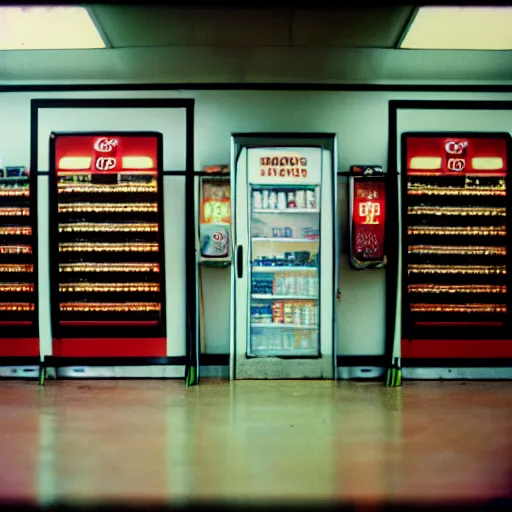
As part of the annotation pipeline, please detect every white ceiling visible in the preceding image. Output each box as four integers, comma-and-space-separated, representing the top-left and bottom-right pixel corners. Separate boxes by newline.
1, 5, 512, 85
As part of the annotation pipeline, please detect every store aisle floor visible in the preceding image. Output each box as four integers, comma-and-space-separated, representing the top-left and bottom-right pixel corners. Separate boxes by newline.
1, 379, 512, 508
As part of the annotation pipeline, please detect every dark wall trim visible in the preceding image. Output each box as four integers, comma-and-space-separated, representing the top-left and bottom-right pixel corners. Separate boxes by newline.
30, 98, 196, 372
3, 83, 512, 94
337, 355, 386, 367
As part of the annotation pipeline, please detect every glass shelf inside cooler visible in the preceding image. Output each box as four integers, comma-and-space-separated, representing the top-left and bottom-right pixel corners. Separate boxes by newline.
253, 208, 320, 214
252, 266, 317, 272
251, 294, 318, 300
252, 237, 319, 243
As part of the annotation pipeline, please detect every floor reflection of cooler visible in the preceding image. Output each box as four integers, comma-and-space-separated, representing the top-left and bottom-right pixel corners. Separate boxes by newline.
230, 133, 338, 379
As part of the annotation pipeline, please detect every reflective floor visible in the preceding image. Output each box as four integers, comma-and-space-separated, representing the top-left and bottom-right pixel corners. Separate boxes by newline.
1, 379, 512, 507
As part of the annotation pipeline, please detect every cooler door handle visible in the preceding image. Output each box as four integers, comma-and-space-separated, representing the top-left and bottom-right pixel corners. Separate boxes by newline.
236, 245, 243, 278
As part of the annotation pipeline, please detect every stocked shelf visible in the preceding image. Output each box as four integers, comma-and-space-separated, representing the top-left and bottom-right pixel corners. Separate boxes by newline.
403, 140, 510, 339
50, 133, 165, 339
252, 266, 317, 273
251, 294, 318, 300
0, 166, 37, 336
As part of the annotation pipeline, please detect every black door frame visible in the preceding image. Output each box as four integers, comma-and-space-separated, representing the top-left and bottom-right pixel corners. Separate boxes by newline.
30, 98, 197, 378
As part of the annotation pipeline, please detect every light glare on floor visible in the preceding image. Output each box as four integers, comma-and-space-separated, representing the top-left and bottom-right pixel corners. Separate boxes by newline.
0, 6, 105, 50
400, 7, 512, 50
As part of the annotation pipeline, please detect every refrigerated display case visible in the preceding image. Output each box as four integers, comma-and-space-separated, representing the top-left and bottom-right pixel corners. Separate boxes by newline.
231, 133, 337, 379
0, 164, 39, 363
401, 132, 512, 365
48, 132, 167, 357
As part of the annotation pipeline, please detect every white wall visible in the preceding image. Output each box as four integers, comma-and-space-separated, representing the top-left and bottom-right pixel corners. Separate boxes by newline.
1, 89, 512, 359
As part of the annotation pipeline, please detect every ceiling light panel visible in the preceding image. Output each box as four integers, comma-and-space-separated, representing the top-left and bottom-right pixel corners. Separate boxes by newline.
400, 6, 512, 50
0, 6, 105, 50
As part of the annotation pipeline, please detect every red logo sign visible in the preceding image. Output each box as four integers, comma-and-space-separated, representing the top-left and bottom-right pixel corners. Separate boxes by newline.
445, 140, 468, 172
94, 138, 119, 152
95, 157, 116, 171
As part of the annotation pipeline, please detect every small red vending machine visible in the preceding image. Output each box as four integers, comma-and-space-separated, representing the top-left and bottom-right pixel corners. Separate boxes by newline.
0, 164, 39, 376
198, 165, 231, 268
401, 132, 512, 370
48, 132, 166, 359
348, 165, 387, 270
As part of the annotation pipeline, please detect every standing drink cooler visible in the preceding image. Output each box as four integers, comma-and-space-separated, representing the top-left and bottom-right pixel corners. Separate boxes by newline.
230, 133, 338, 380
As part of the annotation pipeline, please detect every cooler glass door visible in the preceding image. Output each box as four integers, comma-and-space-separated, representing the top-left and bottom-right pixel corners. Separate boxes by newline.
247, 147, 322, 357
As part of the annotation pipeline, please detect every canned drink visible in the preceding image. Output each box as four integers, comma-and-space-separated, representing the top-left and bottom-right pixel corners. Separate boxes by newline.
272, 227, 283, 238
306, 189, 316, 209
285, 275, 297, 296
284, 302, 293, 324
283, 227, 293, 238
293, 303, 302, 325
272, 301, 284, 323
253, 190, 262, 209
262, 189, 269, 209
301, 332, 310, 349
296, 189, 306, 209
269, 190, 277, 209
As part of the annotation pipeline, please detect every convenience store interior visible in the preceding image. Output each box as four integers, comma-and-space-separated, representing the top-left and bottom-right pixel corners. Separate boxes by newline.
2, 3, 512, 511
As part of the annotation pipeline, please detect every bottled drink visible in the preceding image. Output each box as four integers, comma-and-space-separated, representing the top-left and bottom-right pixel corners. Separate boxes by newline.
307, 276, 317, 297
284, 302, 293, 324
293, 302, 302, 325
302, 302, 311, 326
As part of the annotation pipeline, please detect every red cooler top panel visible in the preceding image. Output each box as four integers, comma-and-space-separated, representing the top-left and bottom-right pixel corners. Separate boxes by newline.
55, 135, 159, 175
406, 136, 508, 177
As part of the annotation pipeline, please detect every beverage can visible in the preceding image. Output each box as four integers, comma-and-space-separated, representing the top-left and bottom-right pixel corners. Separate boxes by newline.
283, 227, 293, 238
284, 302, 293, 324
272, 227, 283, 238
272, 301, 284, 324
285, 275, 296, 296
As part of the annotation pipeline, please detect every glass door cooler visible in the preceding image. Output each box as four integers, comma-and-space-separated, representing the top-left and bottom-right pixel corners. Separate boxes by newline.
231, 134, 337, 379
49, 132, 167, 358
401, 132, 512, 362
0, 164, 39, 359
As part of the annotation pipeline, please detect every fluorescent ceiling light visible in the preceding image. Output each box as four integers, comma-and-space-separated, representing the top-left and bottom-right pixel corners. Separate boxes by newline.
0, 6, 105, 50
400, 6, 512, 50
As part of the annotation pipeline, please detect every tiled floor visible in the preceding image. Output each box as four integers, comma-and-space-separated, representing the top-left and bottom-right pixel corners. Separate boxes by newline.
1, 379, 512, 507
